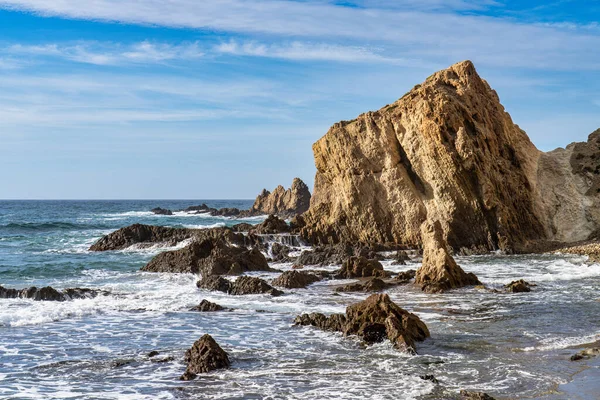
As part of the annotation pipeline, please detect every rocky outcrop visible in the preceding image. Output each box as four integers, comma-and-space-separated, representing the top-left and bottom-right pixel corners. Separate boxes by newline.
295, 293, 429, 353
335, 277, 389, 293
0, 285, 104, 301
151, 207, 173, 215
300, 60, 600, 253
197, 275, 283, 296
89, 224, 194, 251
271, 270, 321, 289
334, 256, 389, 279
190, 300, 226, 312
251, 178, 311, 218
251, 215, 290, 234
415, 221, 480, 293
141, 239, 271, 276
505, 279, 534, 293
180, 334, 230, 380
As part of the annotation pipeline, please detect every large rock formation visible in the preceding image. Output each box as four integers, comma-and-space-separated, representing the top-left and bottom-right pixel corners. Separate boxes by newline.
251, 178, 311, 218
415, 221, 480, 293
300, 60, 600, 252
295, 293, 429, 353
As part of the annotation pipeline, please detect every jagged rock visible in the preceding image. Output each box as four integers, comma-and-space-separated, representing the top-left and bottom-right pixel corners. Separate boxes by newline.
150, 207, 173, 215
415, 221, 480, 293
89, 223, 194, 251
251, 215, 290, 234
0, 285, 104, 301
335, 256, 389, 279
394, 269, 416, 284
141, 239, 270, 276
460, 390, 497, 400
300, 61, 600, 252
190, 300, 226, 312
272, 270, 320, 289
505, 279, 534, 293
231, 223, 254, 232
180, 334, 230, 380
197, 276, 231, 293
570, 347, 600, 361
251, 178, 311, 218
295, 294, 429, 353
228, 276, 283, 296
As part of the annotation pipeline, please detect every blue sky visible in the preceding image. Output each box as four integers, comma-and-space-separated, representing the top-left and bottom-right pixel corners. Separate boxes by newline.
0, 0, 598, 199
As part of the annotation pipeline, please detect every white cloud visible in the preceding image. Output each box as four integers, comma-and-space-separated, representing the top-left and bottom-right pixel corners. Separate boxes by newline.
8, 41, 204, 66
0, 0, 598, 70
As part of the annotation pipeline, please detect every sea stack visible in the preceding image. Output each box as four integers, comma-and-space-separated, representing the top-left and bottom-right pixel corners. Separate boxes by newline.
251, 178, 311, 218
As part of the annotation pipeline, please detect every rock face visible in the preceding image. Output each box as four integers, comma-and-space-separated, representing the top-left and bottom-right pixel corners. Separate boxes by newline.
295, 294, 429, 353
251, 178, 311, 218
271, 270, 320, 289
415, 221, 480, 293
300, 60, 600, 252
181, 334, 230, 380
0, 285, 103, 301
141, 239, 270, 276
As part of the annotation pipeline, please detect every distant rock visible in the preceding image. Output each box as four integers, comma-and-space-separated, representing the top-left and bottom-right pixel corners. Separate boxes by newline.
190, 300, 226, 312
505, 279, 534, 293
141, 238, 271, 276
334, 256, 389, 279
271, 270, 320, 289
89, 223, 194, 251
150, 207, 173, 216
570, 347, 599, 361
0, 285, 104, 301
251, 178, 311, 218
415, 221, 480, 293
180, 334, 230, 380
295, 293, 429, 353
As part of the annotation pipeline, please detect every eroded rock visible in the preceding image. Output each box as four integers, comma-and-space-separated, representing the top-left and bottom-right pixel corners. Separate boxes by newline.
505, 279, 534, 293
335, 256, 389, 279
190, 300, 226, 312
272, 270, 321, 289
251, 178, 311, 218
197, 276, 283, 296
180, 334, 230, 380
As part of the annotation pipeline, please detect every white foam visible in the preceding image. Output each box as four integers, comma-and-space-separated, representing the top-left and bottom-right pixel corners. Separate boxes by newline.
522, 332, 600, 352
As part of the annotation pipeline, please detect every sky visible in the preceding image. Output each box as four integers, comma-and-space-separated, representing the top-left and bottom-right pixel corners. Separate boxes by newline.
0, 0, 599, 199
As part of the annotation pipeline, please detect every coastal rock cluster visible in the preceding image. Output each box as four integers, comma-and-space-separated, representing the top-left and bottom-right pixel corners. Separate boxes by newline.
0, 285, 104, 301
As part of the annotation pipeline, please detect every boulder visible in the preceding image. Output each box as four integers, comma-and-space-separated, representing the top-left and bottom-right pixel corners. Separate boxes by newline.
335, 277, 388, 293
0, 285, 104, 301
505, 279, 534, 293
415, 221, 480, 293
141, 239, 271, 276
335, 256, 389, 279
251, 178, 311, 218
150, 207, 173, 215
197, 276, 231, 293
190, 300, 226, 312
271, 270, 321, 289
251, 215, 290, 234
180, 334, 230, 380
295, 293, 429, 353
228, 276, 283, 296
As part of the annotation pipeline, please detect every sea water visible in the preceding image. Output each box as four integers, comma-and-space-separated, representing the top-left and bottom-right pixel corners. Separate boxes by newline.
0, 200, 599, 399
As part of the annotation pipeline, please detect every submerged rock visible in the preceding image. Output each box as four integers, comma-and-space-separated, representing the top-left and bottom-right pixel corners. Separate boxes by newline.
251, 178, 311, 218
190, 300, 226, 312
295, 293, 429, 353
505, 279, 534, 293
334, 256, 389, 279
272, 270, 321, 289
415, 221, 480, 293
197, 275, 283, 296
150, 207, 173, 215
180, 334, 230, 380
0, 285, 104, 301
141, 239, 271, 276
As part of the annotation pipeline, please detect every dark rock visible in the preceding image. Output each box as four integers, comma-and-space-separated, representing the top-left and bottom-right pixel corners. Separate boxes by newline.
335, 256, 389, 279
272, 270, 320, 289
392, 250, 411, 265
180, 334, 230, 380
190, 299, 226, 312
394, 269, 416, 284
0, 285, 104, 302
228, 276, 283, 296
420, 374, 438, 383
570, 347, 600, 361
231, 223, 255, 232
151, 356, 175, 363
90, 223, 194, 251
197, 276, 231, 293
151, 207, 173, 215
182, 204, 211, 213
460, 390, 497, 400
335, 277, 388, 293
148, 351, 160, 358
142, 239, 271, 276
335, 283, 366, 293
295, 293, 429, 353
505, 279, 534, 293
269, 242, 293, 263
297, 242, 355, 266
252, 215, 290, 234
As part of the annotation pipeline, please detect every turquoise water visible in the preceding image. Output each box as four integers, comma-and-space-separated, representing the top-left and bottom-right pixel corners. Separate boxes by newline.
0, 201, 599, 399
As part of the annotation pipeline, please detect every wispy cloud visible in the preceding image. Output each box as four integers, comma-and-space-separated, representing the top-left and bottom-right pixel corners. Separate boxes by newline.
8, 41, 204, 66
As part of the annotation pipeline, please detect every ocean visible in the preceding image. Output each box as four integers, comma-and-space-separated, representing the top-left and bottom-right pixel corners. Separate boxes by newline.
0, 200, 599, 399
